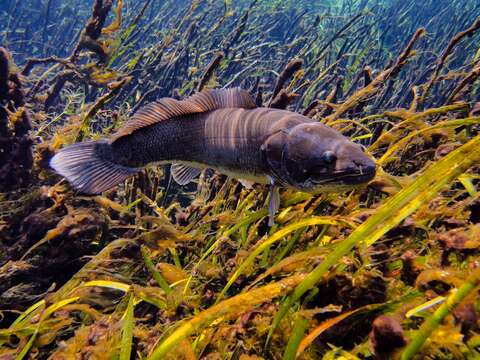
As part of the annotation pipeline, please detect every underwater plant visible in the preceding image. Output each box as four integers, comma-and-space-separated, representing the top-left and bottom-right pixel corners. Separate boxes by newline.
0, 0, 480, 359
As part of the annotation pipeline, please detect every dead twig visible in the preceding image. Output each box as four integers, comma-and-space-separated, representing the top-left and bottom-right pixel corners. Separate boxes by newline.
196, 51, 224, 93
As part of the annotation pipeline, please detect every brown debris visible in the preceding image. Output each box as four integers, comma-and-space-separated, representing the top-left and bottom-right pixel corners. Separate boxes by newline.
44, 70, 76, 110
434, 143, 459, 160
30, 0, 118, 109
453, 303, 478, 337
22, 56, 71, 76
447, 63, 480, 103
400, 250, 422, 286
50, 319, 121, 359
269, 89, 298, 109
270, 58, 303, 102
363, 66, 373, 87
415, 269, 463, 295
197, 51, 224, 92
302, 99, 319, 117
0, 204, 107, 314
438, 227, 480, 250
470, 102, 480, 116
71, 0, 114, 63
0, 47, 33, 192
369, 315, 406, 356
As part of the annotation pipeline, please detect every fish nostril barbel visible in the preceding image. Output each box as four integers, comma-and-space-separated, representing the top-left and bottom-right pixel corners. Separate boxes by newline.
366, 163, 376, 173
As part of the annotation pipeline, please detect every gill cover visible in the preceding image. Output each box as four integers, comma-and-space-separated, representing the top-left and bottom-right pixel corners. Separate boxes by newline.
261, 129, 289, 186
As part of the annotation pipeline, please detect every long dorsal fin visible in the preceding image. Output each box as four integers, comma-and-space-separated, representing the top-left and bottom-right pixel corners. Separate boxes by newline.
112, 88, 256, 141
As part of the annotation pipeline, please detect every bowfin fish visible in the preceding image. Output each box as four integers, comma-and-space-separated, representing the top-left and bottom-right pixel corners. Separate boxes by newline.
50, 88, 376, 224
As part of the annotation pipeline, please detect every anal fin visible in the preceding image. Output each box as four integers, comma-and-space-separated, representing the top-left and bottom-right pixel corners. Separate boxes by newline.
171, 163, 201, 185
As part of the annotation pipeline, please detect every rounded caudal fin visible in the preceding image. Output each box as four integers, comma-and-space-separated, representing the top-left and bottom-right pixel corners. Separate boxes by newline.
49, 140, 139, 194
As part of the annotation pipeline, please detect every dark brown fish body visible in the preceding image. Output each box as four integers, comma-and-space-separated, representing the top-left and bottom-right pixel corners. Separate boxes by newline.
112, 108, 308, 181
51, 89, 376, 209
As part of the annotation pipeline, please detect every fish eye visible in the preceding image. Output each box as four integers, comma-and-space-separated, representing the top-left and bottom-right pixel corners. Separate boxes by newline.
322, 150, 336, 164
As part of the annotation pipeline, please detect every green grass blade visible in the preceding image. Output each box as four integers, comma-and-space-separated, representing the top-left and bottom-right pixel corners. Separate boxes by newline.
9, 300, 46, 328
15, 297, 79, 360
0, 299, 46, 349
15, 331, 36, 360
377, 117, 480, 165
282, 313, 309, 360
184, 209, 268, 295
147, 274, 305, 360
119, 294, 135, 360
81, 280, 131, 292
401, 266, 480, 359
216, 217, 355, 303
141, 245, 172, 294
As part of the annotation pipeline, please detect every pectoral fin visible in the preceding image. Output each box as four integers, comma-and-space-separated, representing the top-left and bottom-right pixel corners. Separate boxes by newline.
239, 178, 255, 189
171, 163, 201, 185
268, 185, 280, 226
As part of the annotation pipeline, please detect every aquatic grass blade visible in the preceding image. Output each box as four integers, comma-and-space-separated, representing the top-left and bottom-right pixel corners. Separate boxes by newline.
296, 308, 361, 356
282, 313, 309, 360
141, 245, 172, 294
377, 117, 480, 165
119, 293, 135, 360
15, 297, 79, 360
405, 294, 448, 318
216, 217, 355, 303
401, 266, 480, 359
81, 280, 131, 292
369, 103, 468, 152
184, 209, 268, 295
458, 174, 477, 197
147, 274, 305, 360
8, 299, 45, 329
266, 133, 480, 348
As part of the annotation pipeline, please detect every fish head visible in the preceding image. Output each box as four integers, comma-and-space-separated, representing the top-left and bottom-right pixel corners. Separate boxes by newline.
263, 123, 376, 192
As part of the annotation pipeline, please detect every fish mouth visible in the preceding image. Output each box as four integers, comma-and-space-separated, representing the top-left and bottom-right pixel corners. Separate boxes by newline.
311, 167, 376, 186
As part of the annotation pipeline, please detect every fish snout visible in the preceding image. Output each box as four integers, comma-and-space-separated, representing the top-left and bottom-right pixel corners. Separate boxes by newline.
351, 157, 376, 183
355, 157, 376, 174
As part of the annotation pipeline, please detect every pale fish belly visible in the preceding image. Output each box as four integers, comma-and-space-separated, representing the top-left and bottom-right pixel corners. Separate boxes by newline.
304, 182, 367, 194
174, 160, 271, 185
213, 166, 270, 185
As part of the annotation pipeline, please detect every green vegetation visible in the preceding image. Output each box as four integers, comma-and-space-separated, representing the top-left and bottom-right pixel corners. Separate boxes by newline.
1, 0, 480, 359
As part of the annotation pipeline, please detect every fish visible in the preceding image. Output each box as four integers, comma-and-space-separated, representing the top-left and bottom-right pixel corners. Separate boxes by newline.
50, 88, 376, 225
